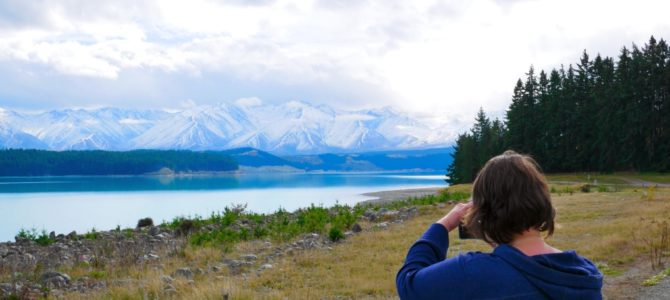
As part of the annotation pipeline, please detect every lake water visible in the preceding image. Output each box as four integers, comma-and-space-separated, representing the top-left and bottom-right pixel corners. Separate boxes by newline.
0, 173, 446, 242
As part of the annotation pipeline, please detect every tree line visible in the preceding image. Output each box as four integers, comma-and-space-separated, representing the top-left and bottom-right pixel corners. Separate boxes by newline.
0, 149, 238, 176
448, 36, 670, 184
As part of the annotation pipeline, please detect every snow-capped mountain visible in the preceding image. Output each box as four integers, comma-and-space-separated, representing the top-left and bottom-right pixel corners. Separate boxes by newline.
0, 101, 452, 154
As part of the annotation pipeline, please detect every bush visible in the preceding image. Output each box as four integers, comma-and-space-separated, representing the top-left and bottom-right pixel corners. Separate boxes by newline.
579, 184, 591, 193
329, 227, 345, 242
178, 219, 196, 235
296, 205, 329, 233
137, 217, 154, 228
84, 228, 99, 240
15, 228, 54, 246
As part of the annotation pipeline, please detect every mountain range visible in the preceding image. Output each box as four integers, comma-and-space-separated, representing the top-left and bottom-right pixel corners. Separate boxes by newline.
0, 101, 452, 154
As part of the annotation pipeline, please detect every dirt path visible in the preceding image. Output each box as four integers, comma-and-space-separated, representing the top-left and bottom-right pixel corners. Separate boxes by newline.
636, 275, 670, 299
617, 177, 670, 188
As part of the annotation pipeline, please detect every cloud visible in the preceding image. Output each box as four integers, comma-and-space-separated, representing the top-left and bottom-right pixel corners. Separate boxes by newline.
0, 0, 668, 138
235, 97, 263, 107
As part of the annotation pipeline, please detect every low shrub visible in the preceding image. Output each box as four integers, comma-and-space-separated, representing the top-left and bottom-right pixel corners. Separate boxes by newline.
328, 227, 345, 242
137, 217, 154, 228
84, 228, 99, 240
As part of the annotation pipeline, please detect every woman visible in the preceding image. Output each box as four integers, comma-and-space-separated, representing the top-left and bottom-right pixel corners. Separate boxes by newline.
396, 151, 602, 299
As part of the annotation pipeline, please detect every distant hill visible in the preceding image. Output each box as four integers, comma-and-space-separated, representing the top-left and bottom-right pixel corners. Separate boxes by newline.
223, 147, 453, 172
0, 149, 238, 176
283, 148, 454, 172
221, 147, 293, 167
0, 147, 453, 176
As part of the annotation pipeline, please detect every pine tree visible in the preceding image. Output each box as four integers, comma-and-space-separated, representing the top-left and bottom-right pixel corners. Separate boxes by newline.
446, 36, 670, 182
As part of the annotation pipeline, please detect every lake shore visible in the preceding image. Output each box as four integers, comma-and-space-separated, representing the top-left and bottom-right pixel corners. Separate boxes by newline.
360, 186, 444, 205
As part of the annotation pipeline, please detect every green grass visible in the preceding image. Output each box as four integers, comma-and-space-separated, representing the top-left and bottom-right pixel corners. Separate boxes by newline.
168, 203, 367, 247
595, 262, 624, 276
84, 228, 100, 240
166, 188, 472, 248
633, 173, 670, 184
365, 189, 470, 211
642, 268, 670, 287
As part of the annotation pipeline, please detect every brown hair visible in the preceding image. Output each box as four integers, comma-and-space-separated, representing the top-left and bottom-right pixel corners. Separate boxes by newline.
464, 150, 555, 245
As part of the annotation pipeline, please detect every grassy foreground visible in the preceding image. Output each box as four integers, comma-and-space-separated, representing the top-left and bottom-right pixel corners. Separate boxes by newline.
48, 181, 669, 299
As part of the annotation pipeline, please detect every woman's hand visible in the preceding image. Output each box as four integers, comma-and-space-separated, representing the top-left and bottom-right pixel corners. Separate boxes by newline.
436, 201, 473, 232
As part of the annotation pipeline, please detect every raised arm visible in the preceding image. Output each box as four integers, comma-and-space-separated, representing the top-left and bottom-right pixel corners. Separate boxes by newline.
396, 202, 472, 299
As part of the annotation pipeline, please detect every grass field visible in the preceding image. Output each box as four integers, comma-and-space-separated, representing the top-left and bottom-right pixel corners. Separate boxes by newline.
546, 172, 670, 185
59, 183, 670, 299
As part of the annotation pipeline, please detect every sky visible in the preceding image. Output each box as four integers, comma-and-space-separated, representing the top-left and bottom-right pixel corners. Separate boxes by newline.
0, 0, 669, 132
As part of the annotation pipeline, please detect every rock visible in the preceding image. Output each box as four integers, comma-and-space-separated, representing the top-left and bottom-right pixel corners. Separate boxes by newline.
438, 203, 446, 208
164, 283, 177, 294
224, 259, 252, 275
146, 253, 160, 261
241, 254, 257, 261
175, 267, 193, 279
259, 264, 273, 271
41, 271, 71, 289
344, 231, 354, 238
0, 282, 15, 295
351, 223, 362, 233
161, 275, 174, 284
14, 237, 31, 244
376, 222, 389, 230
364, 209, 378, 221
149, 226, 160, 236
50, 289, 64, 297
211, 264, 225, 272
67, 231, 77, 239
382, 210, 400, 220
71, 276, 106, 292
112, 279, 135, 286
49, 231, 56, 240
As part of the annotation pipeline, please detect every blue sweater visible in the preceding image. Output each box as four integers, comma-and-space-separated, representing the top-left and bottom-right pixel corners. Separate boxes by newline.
397, 224, 603, 299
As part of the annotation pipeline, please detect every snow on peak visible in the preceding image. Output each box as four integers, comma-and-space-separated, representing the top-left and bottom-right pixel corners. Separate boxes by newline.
1, 101, 451, 153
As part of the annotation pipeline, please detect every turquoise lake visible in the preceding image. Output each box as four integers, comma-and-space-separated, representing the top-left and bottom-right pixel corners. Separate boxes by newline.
0, 173, 446, 242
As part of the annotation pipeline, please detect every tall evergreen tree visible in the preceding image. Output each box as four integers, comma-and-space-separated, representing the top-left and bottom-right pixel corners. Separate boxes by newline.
447, 36, 670, 182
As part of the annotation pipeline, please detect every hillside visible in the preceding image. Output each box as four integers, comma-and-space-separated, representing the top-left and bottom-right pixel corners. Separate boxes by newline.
0, 149, 238, 176
0, 147, 453, 176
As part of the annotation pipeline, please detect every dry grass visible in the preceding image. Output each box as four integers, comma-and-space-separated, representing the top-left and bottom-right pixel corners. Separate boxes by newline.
55, 186, 670, 299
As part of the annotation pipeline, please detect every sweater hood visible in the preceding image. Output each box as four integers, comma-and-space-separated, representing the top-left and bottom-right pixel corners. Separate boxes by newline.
493, 244, 603, 300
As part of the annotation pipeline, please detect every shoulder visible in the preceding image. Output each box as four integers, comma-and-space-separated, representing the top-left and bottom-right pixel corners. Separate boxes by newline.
457, 251, 503, 266
457, 251, 527, 279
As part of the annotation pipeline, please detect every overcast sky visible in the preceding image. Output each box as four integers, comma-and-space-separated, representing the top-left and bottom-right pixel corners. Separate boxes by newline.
0, 0, 669, 131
